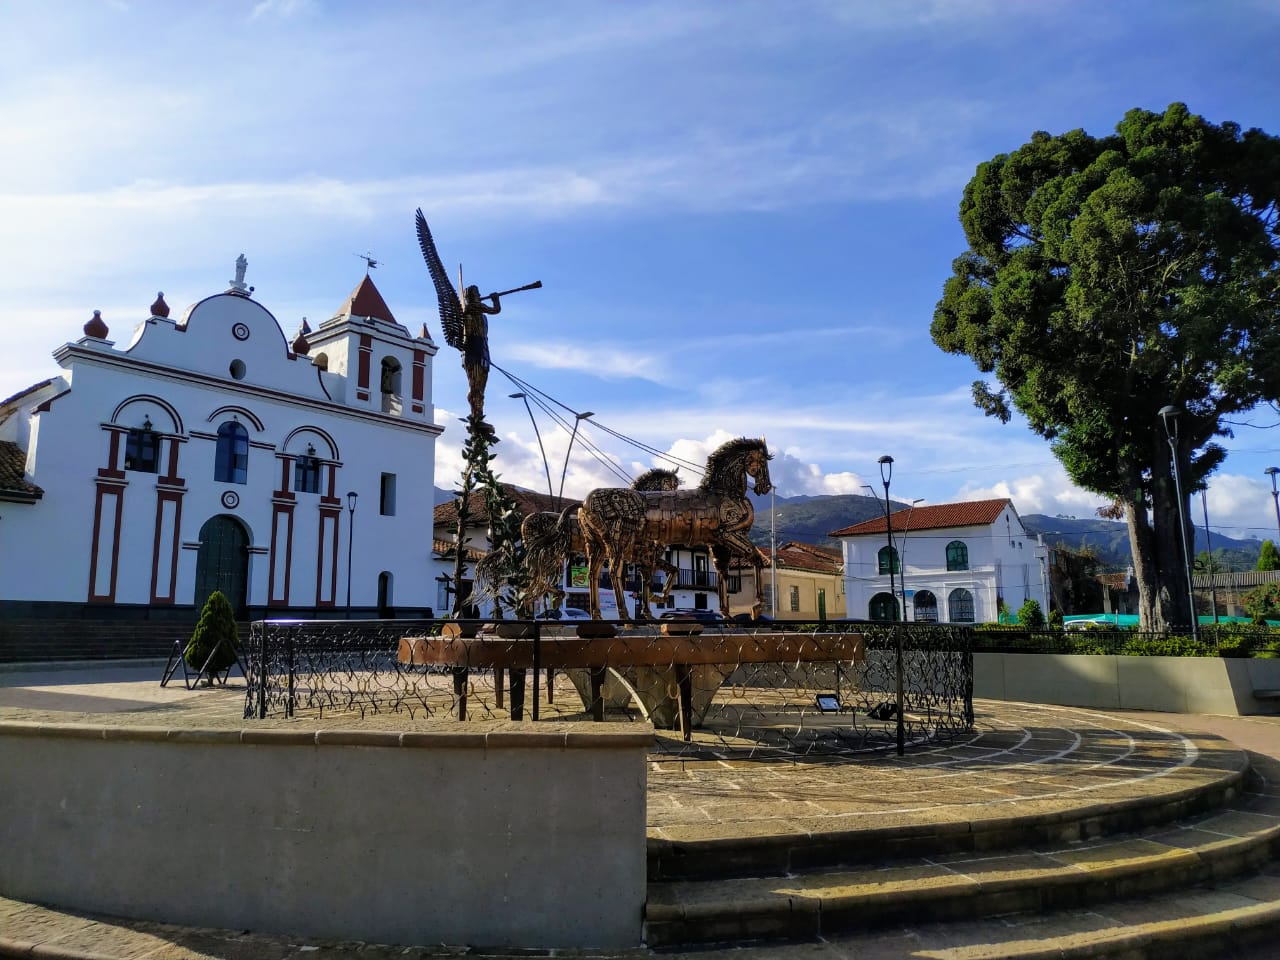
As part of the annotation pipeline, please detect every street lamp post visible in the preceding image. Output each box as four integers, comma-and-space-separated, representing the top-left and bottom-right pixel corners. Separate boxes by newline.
1266, 467, 1280, 541
878, 455, 905, 756
1158, 406, 1198, 642
558, 411, 594, 506
1201, 491, 1219, 624
511, 393, 555, 500
345, 490, 358, 618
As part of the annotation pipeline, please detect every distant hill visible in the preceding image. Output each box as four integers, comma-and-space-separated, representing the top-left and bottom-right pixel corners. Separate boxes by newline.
745, 492, 907, 549
1021, 514, 1263, 571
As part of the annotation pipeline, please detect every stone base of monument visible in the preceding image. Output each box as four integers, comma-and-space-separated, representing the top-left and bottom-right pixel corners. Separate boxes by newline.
566, 664, 730, 730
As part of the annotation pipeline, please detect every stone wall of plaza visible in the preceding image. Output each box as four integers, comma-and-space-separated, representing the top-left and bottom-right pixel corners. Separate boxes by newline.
0, 721, 651, 949
975, 652, 1280, 715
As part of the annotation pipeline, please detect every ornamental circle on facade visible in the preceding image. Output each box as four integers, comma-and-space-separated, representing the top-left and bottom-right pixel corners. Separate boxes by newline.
221, 491, 240, 509
231, 322, 251, 341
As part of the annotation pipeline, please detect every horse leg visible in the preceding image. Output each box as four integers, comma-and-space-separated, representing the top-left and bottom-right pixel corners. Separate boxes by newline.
658, 558, 677, 604
610, 548, 632, 621
583, 531, 603, 620
710, 543, 732, 618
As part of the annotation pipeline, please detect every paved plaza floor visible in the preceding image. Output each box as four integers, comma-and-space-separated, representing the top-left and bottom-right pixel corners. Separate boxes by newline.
2, 661, 1278, 959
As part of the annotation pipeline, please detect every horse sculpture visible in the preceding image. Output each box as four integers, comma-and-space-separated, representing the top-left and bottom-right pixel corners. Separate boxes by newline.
516, 467, 680, 619
578, 437, 773, 620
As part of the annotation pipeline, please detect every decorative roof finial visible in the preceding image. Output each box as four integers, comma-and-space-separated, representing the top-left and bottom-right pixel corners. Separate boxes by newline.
292, 318, 312, 355
228, 254, 249, 295
84, 309, 109, 339
150, 292, 170, 318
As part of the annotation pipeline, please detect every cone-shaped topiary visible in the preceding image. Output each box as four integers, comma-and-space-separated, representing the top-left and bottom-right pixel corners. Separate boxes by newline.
185, 590, 239, 679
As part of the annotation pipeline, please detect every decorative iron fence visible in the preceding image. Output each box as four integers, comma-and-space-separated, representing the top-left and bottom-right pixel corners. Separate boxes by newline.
244, 618, 973, 760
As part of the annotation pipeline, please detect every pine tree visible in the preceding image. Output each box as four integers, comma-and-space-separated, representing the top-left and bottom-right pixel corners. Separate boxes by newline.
185, 590, 239, 680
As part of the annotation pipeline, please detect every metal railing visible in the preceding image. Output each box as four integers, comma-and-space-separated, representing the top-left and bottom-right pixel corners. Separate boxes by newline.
244, 618, 974, 760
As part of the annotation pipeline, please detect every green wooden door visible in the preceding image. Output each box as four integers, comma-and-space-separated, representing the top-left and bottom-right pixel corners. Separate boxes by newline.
868, 592, 896, 622
195, 516, 249, 614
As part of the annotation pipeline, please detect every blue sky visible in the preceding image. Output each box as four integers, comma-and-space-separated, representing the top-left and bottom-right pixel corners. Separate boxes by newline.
3, 1, 1279, 540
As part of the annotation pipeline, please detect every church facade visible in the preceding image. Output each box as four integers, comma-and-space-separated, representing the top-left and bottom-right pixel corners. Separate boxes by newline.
0, 259, 443, 622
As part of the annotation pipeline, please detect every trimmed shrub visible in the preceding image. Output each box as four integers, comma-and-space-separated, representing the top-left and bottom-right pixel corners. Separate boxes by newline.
1047, 608, 1064, 628
1122, 634, 1213, 657
1017, 599, 1046, 629
185, 590, 239, 678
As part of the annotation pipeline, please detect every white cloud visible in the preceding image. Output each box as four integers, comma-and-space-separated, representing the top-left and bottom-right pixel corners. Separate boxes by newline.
250, 0, 317, 20
504, 342, 668, 383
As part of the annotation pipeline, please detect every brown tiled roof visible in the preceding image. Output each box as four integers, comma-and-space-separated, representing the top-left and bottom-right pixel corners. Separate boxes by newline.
0, 378, 56, 423
731, 542, 842, 575
337, 274, 397, 325
434, 485, 580, 528
775, 541, 842, 574
432, 538, 486, 562
830, 498, 1012, 538
0, 440, 42, 502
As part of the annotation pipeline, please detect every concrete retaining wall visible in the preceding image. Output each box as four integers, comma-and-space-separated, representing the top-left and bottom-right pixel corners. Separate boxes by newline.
974, 652, 1280, 715
0, 721, 651, 949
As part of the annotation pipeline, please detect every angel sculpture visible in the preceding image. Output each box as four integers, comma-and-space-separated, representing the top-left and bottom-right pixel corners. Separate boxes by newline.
415, 209, 540, 426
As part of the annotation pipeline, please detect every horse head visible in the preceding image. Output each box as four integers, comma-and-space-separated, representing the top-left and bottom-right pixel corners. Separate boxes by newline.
747, 440, 773, 496
701, 437, 773, 497
632, 467, 680, 492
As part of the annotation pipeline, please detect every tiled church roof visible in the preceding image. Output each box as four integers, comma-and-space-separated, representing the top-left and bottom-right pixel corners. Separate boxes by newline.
830, 498, 1011, 537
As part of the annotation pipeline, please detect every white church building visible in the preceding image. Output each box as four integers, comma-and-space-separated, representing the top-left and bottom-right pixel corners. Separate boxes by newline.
0, 258, 443, 624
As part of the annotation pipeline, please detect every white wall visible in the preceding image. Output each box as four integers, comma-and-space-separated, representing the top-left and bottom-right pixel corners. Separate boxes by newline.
840, 504, 1046, 622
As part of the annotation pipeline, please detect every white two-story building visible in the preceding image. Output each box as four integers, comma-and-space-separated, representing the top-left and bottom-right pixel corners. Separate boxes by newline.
0, 258, 443, 623
831, 498, 1047, 623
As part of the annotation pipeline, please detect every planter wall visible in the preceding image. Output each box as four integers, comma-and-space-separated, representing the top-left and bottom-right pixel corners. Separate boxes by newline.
974, 652, 1280, 715
0, 721, 650, 949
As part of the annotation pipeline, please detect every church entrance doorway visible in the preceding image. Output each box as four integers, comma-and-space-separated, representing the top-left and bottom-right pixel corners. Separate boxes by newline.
195, 515, 249, 615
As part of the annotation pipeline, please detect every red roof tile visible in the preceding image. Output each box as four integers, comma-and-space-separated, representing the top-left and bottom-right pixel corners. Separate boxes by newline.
338, 275, 397, 325
0, 440, 42, 502
434, 485, 579, 528
829, 498, 1012, 538
0, 379, 56, 421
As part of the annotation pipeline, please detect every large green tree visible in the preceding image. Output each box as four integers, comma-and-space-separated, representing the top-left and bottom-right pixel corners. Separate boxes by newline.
932, 104, 1280, 631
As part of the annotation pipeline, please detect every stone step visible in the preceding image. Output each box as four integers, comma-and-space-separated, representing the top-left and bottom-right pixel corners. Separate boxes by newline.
644, 760, 1280, 947
796, 865, 1280, 960
648, 731, 1249, 881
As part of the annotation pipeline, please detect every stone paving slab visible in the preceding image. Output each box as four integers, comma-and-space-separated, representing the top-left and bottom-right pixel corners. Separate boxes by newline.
2, 666, 1280, 959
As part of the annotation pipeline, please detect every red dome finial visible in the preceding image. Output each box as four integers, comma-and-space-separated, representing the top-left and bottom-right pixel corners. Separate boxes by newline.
292, 317, 311, 355
84, 309, 109, 339
150, 292, 170, 318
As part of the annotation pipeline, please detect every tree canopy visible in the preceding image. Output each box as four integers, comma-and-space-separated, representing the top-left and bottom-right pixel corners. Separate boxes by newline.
1259, 539, 1280, 572
932, 103, 1280, 630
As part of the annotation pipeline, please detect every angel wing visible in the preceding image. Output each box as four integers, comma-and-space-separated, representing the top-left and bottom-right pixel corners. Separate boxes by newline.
415, 208, 464, 350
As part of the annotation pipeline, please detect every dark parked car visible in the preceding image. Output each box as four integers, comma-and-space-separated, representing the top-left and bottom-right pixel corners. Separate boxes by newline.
659, 608, 724, 624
